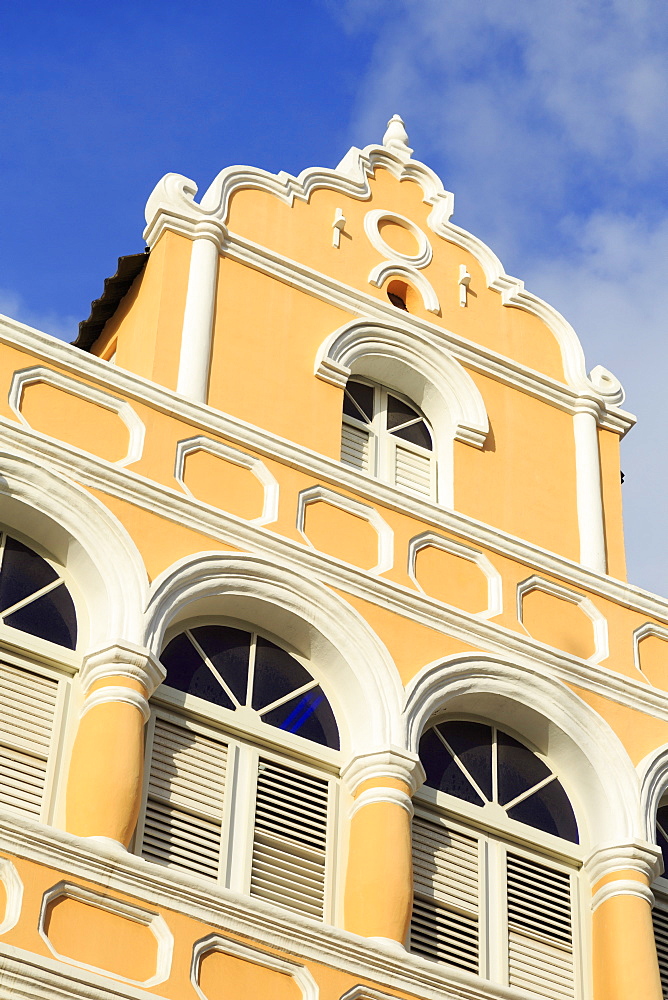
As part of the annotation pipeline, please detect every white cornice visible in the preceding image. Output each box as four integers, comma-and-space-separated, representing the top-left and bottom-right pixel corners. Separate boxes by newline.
2, 416, 668, 727
0, 813, 534, 1000
0, 315, 647, 607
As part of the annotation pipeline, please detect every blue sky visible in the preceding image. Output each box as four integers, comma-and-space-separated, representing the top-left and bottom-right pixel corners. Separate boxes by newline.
2, 1, 668, 594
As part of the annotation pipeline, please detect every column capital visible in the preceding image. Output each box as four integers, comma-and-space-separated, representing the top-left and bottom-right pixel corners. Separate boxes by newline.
585, 840, 663, 886
144, 208, 228, 253
80, 642, 166, 697
340, 747, 425, 797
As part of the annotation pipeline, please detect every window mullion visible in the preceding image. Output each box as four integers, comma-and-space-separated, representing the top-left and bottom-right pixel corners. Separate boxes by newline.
224, 741, 259, 893
487, 837, 508, 986
375, 386, 389, 480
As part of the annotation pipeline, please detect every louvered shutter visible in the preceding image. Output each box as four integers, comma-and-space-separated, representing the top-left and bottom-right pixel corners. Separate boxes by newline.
141, 716, 227, 881
341, 422, 370, 472
506, 851, 575, 998
0, 660, 59, 819
250, 757, 329, 920
394, 444, 433, 498
411, 815, 480, 973
653, 895, 668, 998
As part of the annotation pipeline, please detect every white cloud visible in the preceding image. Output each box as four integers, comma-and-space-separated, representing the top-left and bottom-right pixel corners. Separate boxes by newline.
0, 289, 77, 344
338, 0, 668, 592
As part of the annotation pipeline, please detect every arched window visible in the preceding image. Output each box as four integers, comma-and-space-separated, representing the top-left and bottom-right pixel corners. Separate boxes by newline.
412, 719, 581, 997
136, 622, 340, 922
0, 530, 77, 824
653, 806, 668, 996
341, 377, 435, 499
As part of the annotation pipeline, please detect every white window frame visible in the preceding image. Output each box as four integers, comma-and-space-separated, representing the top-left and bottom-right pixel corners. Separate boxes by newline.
411, 717, 587, 997
0, 527, 81, 830
341, 378, 436, 501
135, 618, 341, 925
652, 808, 668, 995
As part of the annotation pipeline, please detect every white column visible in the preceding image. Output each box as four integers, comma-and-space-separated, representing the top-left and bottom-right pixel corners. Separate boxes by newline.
176, 221, 226, 403
574, 402, 606, 574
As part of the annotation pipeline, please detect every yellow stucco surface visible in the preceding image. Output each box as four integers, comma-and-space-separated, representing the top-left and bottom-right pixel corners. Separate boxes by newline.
455, 372, 580, 557
208, 259, 349, 455
43, 894, 157, 982
95, 230, 191, 390
568, 683, 668, 764
301, 499, 380, 570
413, 544, 490, 613
521, 588, 596, 661
198, 949, 302, 1000
181, 447, 266, 520
599, 427, 627, 581
19, 382, 130, 463
637, 633, 668, 689
225, 168, 567, 381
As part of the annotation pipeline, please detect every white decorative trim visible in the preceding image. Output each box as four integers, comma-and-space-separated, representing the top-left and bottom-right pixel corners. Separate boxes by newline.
176, 235, 221, 403
403, 654, 642, 847
364, 210, 432, 268
9, 366, 145, 468
382, 114, 413, 159
80, 686, 150, 724
458, 265, 471, 308
174, 434, 279, 525
589, 365, 625, 405
0, 858, 23, 935
0, 446, 147, 648
38, 881, 173, 987
144, 552, 403, 752
349, 786, 413, 818
296, 485, 394, 575
0, 945, 171, 1000
83, 836, 128, 853
368, 262, 441, 314
340, 989, 402, 1000
191, 934, 318, 1000
634, 622, 668, 678
220, 231, 633, 433
315, 319, 489, 450
7, 414, 668, 734
0, 811, 522, 1000
408, 531, 503, 619
585, 841, 663, 886
341, 748, 425, 796
517, 575, 609, 665
591, 880, 655, 911
332, 208, 346, 248
79, 642, 165, 696
573, 407, 606, 572
141, 125, 630, 403
638, 745, 668, 845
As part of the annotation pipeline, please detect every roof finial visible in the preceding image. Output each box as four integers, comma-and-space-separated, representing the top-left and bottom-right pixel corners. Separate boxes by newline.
382, 114, 414, 159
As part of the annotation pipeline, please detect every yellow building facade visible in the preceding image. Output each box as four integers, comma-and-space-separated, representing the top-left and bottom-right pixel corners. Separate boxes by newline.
0, 115, 667, 1000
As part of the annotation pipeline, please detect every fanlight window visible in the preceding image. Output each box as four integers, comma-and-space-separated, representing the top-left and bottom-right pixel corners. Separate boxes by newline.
0, 531, 76, 825
160, 625, 339, 749
137, 624, 340, 923
341, 378, 434, 499
413, 720, 581, 997
652, 806, 668, 996
0, 532, 77, 649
